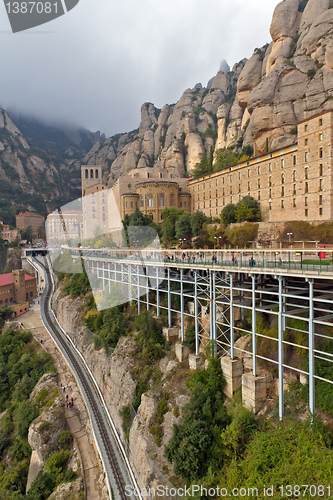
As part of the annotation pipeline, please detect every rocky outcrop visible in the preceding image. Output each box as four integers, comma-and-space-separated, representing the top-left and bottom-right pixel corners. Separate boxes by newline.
26, 375, 66, 490
83, 73, 241, 176
0, 108, 82, 216
53, 289, 191, 495
48, 479, 84, 500
26, 373, 84, 497
80, 0, 333, 176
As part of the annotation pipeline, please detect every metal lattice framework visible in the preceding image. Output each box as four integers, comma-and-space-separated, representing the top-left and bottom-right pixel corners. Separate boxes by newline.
83, 255, 333, 420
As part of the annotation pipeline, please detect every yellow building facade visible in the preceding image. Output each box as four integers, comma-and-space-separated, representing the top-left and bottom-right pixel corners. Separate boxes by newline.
189, 110, 333, 223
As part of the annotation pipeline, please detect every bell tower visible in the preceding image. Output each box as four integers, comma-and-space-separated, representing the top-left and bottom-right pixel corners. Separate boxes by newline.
81, 165, 103, 196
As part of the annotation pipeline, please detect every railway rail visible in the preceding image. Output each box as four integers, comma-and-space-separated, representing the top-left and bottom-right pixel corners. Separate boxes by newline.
36, 257, 138, 500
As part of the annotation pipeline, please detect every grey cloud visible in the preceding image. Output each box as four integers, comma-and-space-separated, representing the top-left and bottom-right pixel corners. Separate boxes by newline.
0, 0, 278, 136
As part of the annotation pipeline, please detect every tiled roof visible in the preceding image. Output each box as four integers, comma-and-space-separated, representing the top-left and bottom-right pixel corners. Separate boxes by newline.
0, 273, 35, 287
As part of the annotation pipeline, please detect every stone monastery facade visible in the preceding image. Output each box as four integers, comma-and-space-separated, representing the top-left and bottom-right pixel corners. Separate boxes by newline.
189, 110, 333, 223
81, 109, 333, 239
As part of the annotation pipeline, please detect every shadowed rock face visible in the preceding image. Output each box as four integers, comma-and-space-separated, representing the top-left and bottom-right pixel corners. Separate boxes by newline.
83, 0, 333, 177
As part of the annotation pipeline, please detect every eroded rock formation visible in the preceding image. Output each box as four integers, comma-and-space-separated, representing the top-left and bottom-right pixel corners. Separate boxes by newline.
83, 0, 333, 177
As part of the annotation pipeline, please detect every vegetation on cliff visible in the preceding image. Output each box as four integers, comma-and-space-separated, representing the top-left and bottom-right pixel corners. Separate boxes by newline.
0, 311, 77, 500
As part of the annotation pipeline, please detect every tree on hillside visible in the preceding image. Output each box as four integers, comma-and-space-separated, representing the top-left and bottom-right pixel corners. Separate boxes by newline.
214, 148, 240, 172
221, 196, 261, 225
175, 213, 192, 241
192, 155, 212, 178
225, 222, 259, 248
161, 207, 184, 244
221, 204, 236, 225
234, 202, 254, 223
21, 225, 33, 242
190, 210, 208, 237
122, 207, 161, 247
238, 196, 261, 221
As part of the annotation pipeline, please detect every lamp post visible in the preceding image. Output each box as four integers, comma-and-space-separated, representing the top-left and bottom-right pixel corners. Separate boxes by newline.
214, 235, 222, 249
179, 238, 186, 247
287, 232, 293, 243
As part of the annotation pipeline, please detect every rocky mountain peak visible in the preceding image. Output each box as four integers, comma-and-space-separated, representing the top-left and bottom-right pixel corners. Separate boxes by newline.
82, 0, 333, 177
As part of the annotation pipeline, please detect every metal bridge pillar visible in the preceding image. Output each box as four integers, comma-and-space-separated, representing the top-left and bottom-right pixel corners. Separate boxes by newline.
251, 275, 257, 376
146, 268, 150, 311
167, 268, 172, 328
308, 279, 315, 419
278, 276, 284, 420
102, 261, 106, 290
129, 265, 132, 305
209, 272, 217, 356
156, 267, 160, 317
180, 269, 185, 342
137, 265, 140, 315
195, 271, 199, 356
282, 277, 286, 332
230, 273, 235, 359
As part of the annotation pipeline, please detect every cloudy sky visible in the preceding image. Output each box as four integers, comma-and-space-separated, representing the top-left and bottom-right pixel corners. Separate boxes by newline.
0, 0, 279, 137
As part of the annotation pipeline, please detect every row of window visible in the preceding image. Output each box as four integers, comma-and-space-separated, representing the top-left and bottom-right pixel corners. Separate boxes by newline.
84, 169, 99, 180
304, 117, 323, 132
304, 133, 323, 146
195, 159, 325, 193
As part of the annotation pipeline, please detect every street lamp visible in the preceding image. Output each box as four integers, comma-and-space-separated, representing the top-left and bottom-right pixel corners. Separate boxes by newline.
287, 232, 293, 243
214, 235, 222, 248
179, 238, 186, 247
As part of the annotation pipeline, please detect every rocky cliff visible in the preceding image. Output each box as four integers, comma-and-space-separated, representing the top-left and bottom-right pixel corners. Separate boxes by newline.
26, 373, 84, 498
0, 109, 96, 225
53, 288, 190, 496
83, 0, 333, 180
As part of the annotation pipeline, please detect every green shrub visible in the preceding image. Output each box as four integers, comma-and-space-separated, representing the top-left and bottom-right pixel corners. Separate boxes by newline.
184, 324, 196, 351
165, 358, 230, 480
307, 68, 316, 80
16, 401, 38, 439
57, 430, 72, 448
38, 421, 51, 433
225, 223, 259, 248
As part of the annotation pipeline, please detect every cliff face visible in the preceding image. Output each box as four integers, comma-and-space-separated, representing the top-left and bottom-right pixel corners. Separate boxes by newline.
0, 109, 95, 224
83, 0, 333, 178
53, 288, 190, 495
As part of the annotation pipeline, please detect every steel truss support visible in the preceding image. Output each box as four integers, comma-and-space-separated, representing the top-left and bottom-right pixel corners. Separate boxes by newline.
209, 271, 217, 356
108, 262, 111, 293
180, 269, 185, 342
212, 271, 217, 356
252, 275, 257, 376
146, 269, 149, 311
230, 273, 235, 359
156, 267, 160, 317
308, 279, 315, 419
278, 276, 284, 420
167, 268, 171, 328
85, 256, 333, 421
195, 272, 199, 356
137, 265, 141, 315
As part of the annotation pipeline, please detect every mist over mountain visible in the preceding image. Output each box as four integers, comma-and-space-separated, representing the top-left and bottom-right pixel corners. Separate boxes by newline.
2, 0, 333, 225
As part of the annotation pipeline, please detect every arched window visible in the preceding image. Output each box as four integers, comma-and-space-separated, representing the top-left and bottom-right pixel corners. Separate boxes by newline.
95, 169, 99, 179
85, 169, 88, 179
10, 297, 13, 303
90, 169, 94, 179
26, 293, 29, 301
30, 292, 33, 297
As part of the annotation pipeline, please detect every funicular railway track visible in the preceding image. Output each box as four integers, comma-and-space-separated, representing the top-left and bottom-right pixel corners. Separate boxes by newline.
36, 257, 133, 500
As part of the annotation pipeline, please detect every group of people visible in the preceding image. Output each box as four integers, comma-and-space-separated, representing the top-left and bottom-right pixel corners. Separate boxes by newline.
62, 384, 74, 410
